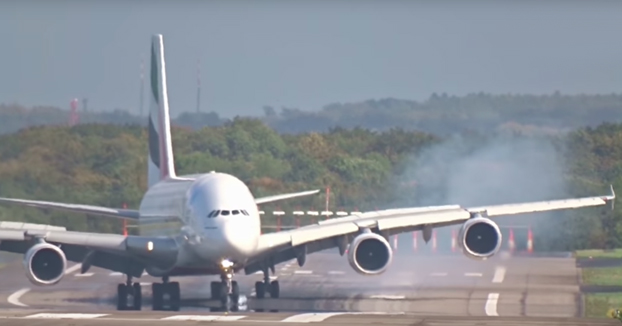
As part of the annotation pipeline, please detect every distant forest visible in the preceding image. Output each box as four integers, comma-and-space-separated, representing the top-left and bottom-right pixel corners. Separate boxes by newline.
3, 92, 622, 136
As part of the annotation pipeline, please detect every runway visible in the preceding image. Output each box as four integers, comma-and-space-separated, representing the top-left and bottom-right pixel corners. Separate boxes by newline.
0, 251, 615, 325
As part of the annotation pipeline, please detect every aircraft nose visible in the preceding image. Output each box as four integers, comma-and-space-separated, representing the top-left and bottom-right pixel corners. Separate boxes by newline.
222, 221, 257, 257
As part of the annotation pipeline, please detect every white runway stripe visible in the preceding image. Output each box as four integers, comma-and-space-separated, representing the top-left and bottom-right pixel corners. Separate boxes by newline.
109, 272, 123, 276
162, 315, 246, 321
430, 272, 448, 276
75, 273, 94, 277
492, 266, 506, 283
7, 288, 30, 307
464, 272, 483, 277
294, 270, 313, 274
281, 312, 347, 323
64, 264, 82, 275
25, 313, 108, 319
485, 293, 500, 316
328, 271, 345, 275
369, 295, 405, 300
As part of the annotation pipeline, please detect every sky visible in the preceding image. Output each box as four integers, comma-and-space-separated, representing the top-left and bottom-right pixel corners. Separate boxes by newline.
2, 0, 622, 118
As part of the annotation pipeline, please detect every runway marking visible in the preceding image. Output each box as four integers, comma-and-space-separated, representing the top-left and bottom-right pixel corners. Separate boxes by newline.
328, 271, 345, 275
140, 282, 152, 286
162, 315, 246, 321
7, 288, 30, 307
75, 272, 94, 277
281, 312, 347, 323
485, 293, 500, 316
492, 266, 506, 283
270, 276, 278, 280
430, 272, 448, 276
464, 272, 483, 277
25, 313, 109, 319
254, 271, 262, 275
294, 270, 313, 274
369, 295, 406, 300
64, 263, 82, 275
109, 272, 123, 276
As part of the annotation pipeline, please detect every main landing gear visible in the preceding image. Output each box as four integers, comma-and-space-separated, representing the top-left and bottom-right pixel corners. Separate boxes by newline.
116, 274, 180, 311
255, 267, 279, 299
117, 275, 142, 311
210, 262, 240, 310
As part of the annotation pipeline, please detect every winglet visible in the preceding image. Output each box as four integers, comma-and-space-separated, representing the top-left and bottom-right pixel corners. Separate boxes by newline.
607, 184, 616, 211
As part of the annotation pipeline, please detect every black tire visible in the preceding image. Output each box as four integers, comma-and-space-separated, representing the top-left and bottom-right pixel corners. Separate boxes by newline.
231, 281, 239, 304
219, 281, 229, 306
269, 280, 279, 298
152, 283, 163, 311
255, 281, 265, 299
210, 281, 220, 300
117, 284, 128, 311
132, 283, 142, 311
169, 282, 180, 311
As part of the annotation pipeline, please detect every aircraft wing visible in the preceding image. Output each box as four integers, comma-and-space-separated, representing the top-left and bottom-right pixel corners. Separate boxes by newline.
0, 197, 140, 220
254, 189, 320, 205
0, 221, 178, 277
244, 186, 615, 274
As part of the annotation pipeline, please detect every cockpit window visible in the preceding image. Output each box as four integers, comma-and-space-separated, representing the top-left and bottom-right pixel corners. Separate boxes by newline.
208, 210, 219, 218
221, 210, 230, 216
241, 210, 249, 216
232, 210, 240, 215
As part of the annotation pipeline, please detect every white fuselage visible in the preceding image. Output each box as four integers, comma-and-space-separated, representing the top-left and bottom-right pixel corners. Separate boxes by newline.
137, 171, 261, 275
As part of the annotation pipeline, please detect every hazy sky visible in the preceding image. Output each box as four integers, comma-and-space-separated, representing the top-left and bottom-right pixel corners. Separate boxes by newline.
2, 0, 622, 117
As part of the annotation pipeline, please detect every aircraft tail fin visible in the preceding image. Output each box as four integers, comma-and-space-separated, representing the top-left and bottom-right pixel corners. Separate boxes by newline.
148, 34, 177, 188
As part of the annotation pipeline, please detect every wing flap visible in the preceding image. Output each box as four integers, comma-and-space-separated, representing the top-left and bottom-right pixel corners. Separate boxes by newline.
0, 197, 140, 220
254, 189, 320, 205
468, 194, 614, 217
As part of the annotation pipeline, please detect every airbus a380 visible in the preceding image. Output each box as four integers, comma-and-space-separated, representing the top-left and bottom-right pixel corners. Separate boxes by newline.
0, 34, 615, 312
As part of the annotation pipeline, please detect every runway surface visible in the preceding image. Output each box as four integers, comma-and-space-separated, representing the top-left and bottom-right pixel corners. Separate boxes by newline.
0, 251, 615, 325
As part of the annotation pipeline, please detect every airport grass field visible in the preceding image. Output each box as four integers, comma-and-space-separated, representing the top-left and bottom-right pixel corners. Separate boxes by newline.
577, 249, 622, 318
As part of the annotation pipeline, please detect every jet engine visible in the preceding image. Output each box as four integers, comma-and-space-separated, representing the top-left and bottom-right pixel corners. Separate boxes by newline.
347, 231, 393, 275
23, 242, 67, 285
458, 217, 502, 260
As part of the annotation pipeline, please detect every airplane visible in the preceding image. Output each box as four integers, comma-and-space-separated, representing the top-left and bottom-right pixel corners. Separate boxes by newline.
0, 34, 615, 312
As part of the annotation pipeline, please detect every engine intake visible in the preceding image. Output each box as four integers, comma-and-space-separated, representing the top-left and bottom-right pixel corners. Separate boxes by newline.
23, 242, 67, 285
459, 217, 502, 260
347, 231, 393, 275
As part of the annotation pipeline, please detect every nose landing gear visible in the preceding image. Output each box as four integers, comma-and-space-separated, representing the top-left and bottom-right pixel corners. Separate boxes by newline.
210, 263, 240, 311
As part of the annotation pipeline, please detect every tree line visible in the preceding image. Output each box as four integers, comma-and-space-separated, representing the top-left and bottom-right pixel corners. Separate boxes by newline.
3, 92, 622, 136
0, 117, 620, 251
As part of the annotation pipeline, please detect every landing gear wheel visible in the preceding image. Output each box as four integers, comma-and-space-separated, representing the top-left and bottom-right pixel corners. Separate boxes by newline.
117, 284, 128, 310
132, 283, 142, 310
219, 281, 229, 306
168, 282, 180, 311
269, 280, 280, 298
152, 283, 163, 311
231, 281, 240, 305
210, 281, 221, 300
255, 281, 266, 299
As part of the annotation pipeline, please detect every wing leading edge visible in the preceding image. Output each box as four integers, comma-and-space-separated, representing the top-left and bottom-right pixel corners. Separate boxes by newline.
245, 186, 615, 274
0, 197, 139, 220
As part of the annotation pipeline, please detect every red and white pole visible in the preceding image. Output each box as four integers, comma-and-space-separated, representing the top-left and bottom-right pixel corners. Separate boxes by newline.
508, 228, 515, 252
527, 227, 533, 253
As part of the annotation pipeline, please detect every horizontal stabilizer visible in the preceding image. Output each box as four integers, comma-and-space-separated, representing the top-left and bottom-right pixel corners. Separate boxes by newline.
255, 189, 320, 205
0, 197, 139, 220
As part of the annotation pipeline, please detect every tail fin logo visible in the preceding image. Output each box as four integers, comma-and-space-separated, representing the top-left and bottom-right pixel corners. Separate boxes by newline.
148, 42, 161, 169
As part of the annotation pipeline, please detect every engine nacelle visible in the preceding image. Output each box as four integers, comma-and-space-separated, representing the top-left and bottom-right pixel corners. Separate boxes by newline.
347, 231, 393, 275
458, 217, 503, 260
23, 242, 67, 286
